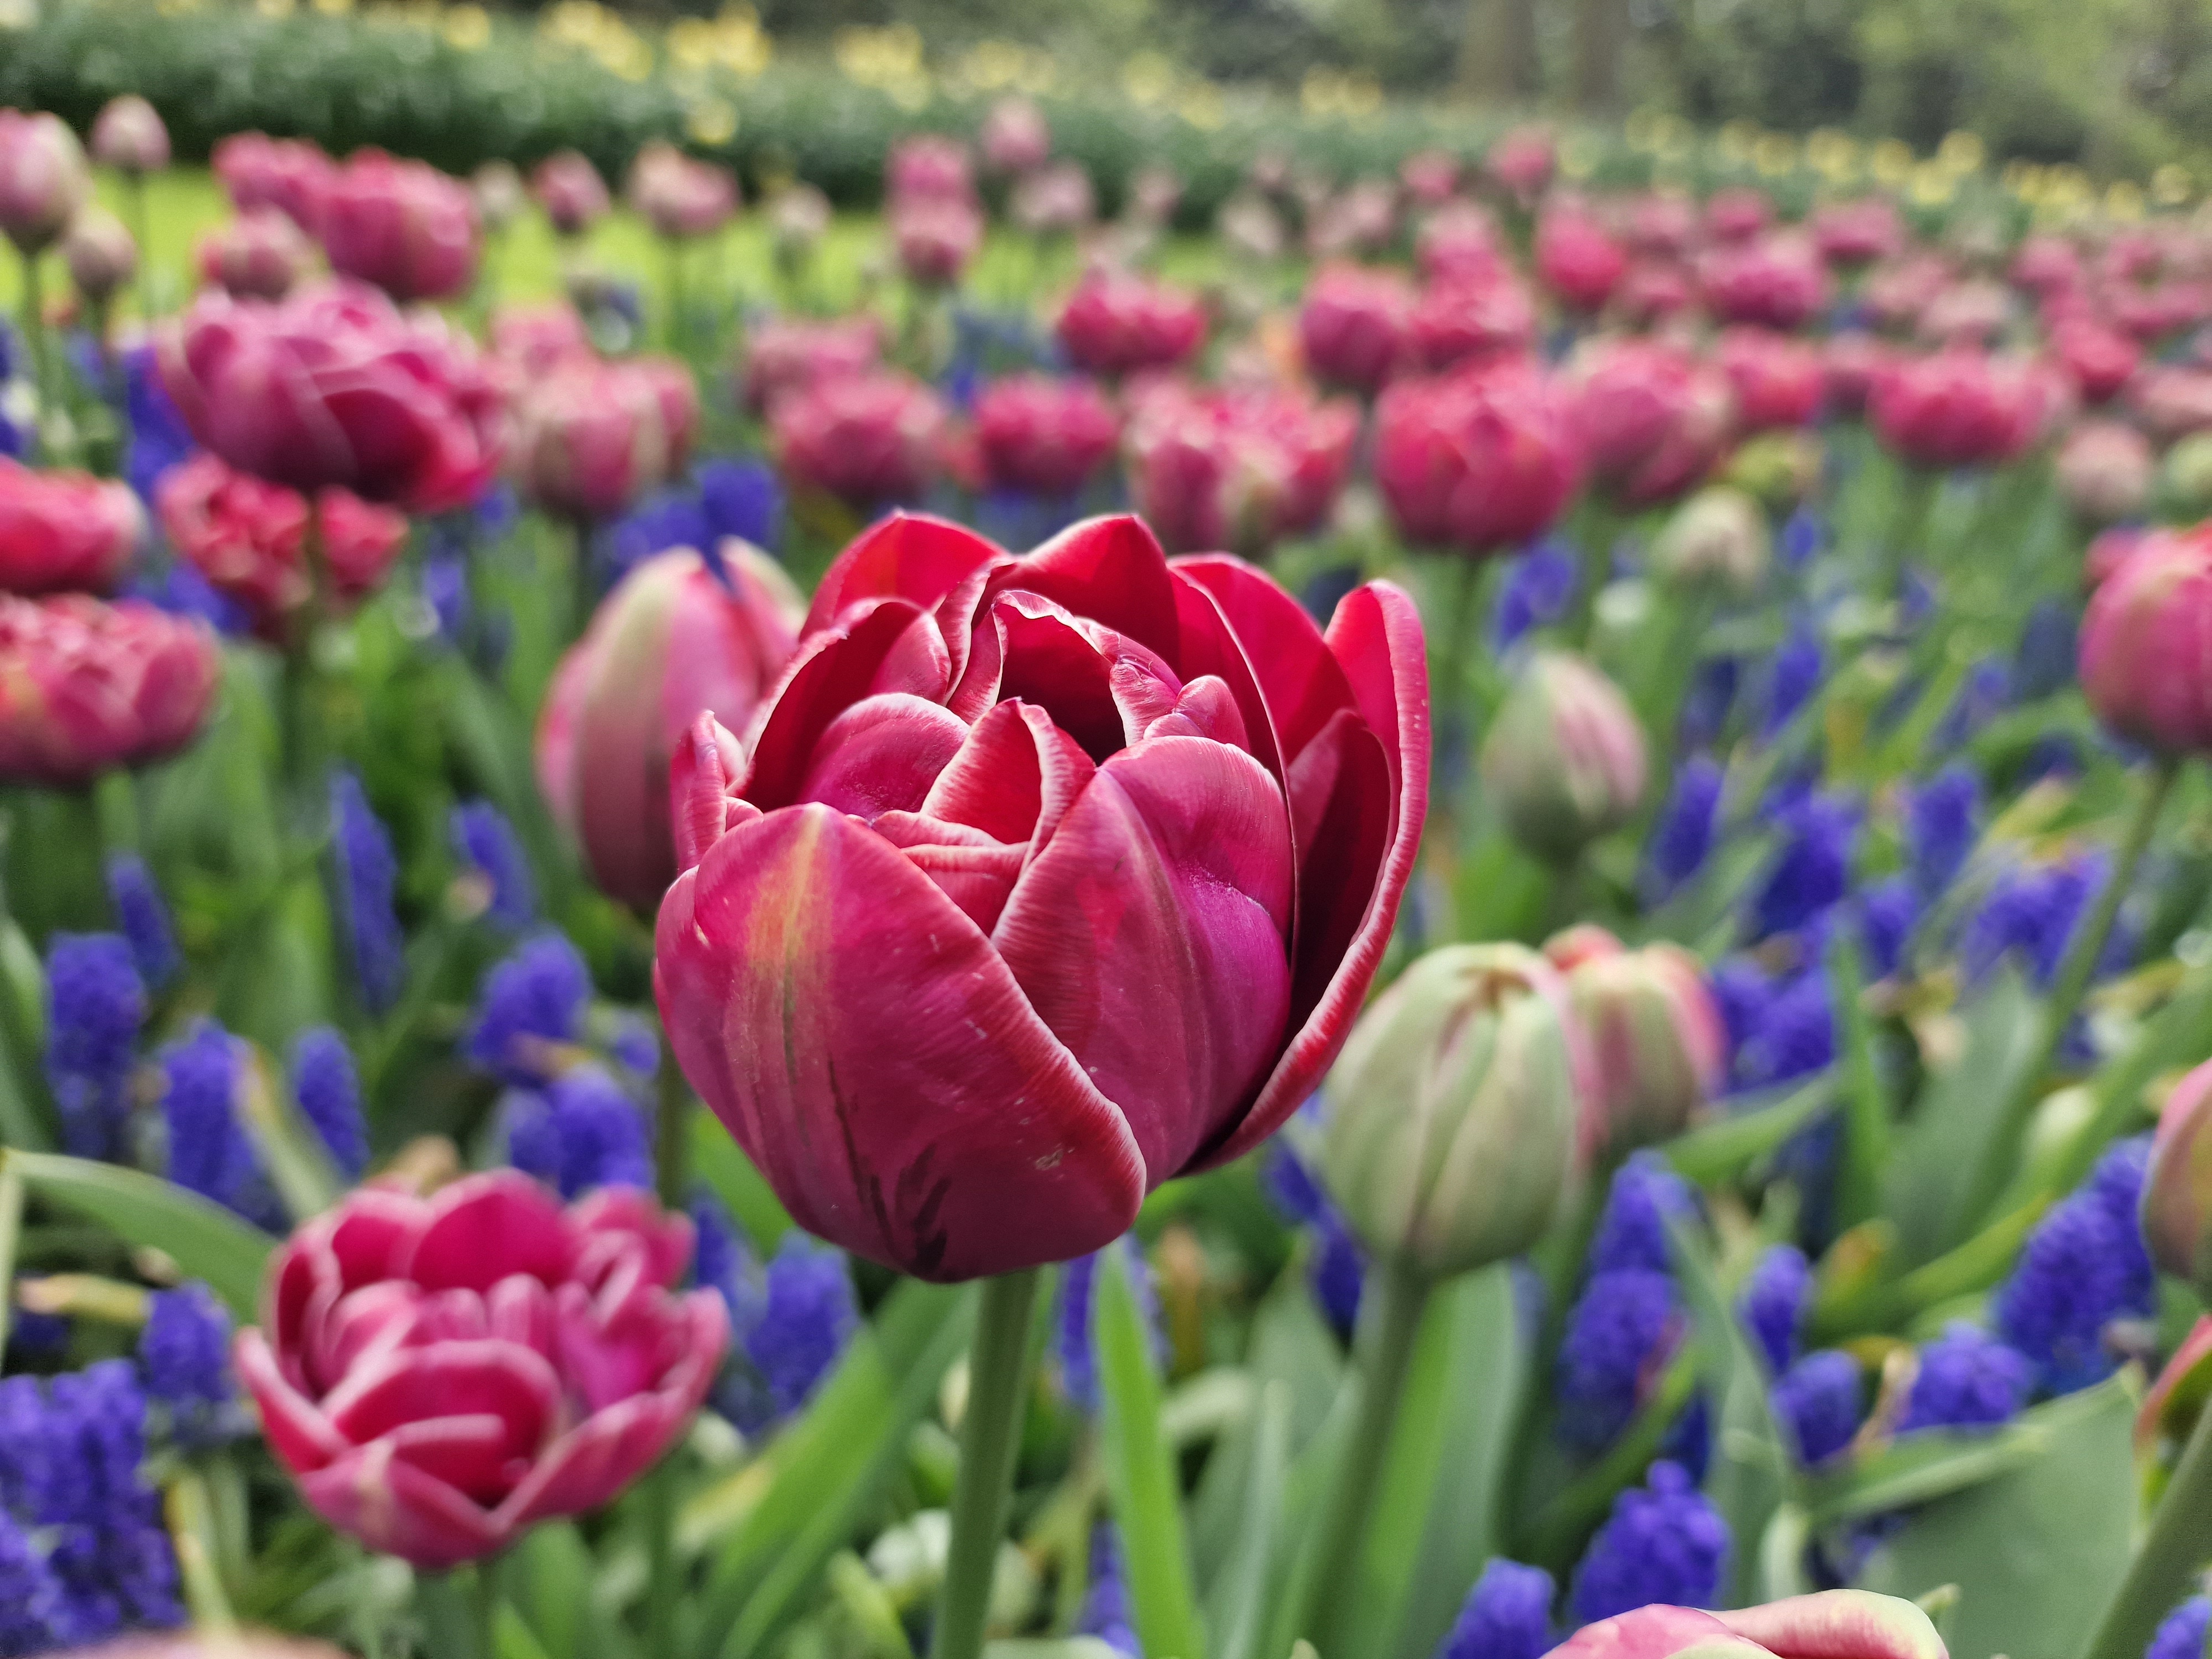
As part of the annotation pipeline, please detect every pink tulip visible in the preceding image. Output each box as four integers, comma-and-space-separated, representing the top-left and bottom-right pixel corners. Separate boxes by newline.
1869, 348, 2051, 469
1918, 278, 2011, 346
1862, 254, 1953, 333
2079, 523, 2212, 753
319, 149, 480, 303
1704, 186, 1771, 243
1717, 327, 1825, 432
1374, 361, 1584, 554
1056, 269, 1208, 378
2011, 233, 2083, 300
1536, 208, 1628, 315
211, 133, 334, 235
539, 544, 803, 911
89, 95, 170, 176
489, 301, 593, 377
1701, 233, 1831, 331
1544, 925, 1726, 1159
1009, 163, 1095, 238
196, 208, 311, 301
156, 453, 408, 641
1305, 181, 1398, 263
886, 134, 974, 205
1624, 193, 1698, 260
973, 374, 1121, 497
654, 513, 1427, 1279
1123, 382, 1360, 557
1571, 340, 1734, 509
513, 357, 691, 522
1547, 1591, 1945, 1659
1408, 274, 1536, 372
0, 594, 217, 785
740, 316, 881, 415
0, 109, 90, 255
627, 143, 738, 241
2132, 366, 2212, 444
771, 370, 948, 508
1614, 260, 1696, 329
1813, 198, 1902, 268
2144, 1056, 2212, 1296
159, 279, 508, 512
892, 192, 984, 288
2056, 420, 2154, 525
981, 98, 1051, 176
531, 150, 611, 238
62, 206, 136, 305
0, 456, 141, 595
235, 1175, 727, 1569
2085, 524, 2148, 591
1416, 201, 1506, 286
1822, 331, 1892, 418
1298, 263, 1413, 396
2054, 316, 2142, 405
1486, 126, 1555, 199
1399, 149, 1459, 207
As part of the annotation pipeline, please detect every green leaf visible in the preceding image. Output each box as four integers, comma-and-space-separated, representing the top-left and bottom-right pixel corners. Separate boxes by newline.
505, 1522, 596, 1659
1801, 1425, 2052, 1528
1827, 932, 1888, 1233
1213, 1381, 1291, 1659
691, 1114, 792, 1251
1756, 1504, 1814, 1602
495, 1604, 559, 1659
1855, 1377, 2136, 1659
1096, 1243, 1206, 1659
4, 1150, 273, 1318
1662, 1073, 1834, 1187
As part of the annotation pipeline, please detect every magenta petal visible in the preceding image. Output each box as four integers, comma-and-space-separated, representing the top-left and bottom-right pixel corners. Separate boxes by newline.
298, 1444, 509, 1569
325, 1187, 429, 1289
402, 1173, 576, 1293
795, 693, 971, 819
1173, 554, 1359, 760
999, 515, 1184, 665
802, 512, 1003, 638
993, 736, 1295, 1179
1170, 571, 1287, 782
321, 1339, 561, 1463
1143, 674, 1250, 747
654, 804, 1146, 1279
671, 712, 752, 874
1546, 1607, 1758, 1659
236, 1328, 349, 1472
569, 1187, 695, 1290
922, 700, 1095, 848
743, 601, 939, 810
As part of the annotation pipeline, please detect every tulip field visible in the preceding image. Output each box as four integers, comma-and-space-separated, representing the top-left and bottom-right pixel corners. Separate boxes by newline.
11, 71, 2212, 1659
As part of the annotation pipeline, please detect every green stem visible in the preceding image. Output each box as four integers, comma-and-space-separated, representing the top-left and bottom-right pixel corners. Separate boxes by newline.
664, 235, 686, 353
931, 1268, 1042, 1659
645, 1458, 679, 1658
0, 1165, 22, 1357
281, 498, 329, 806
165, 1468, 240, 1635
126, 172, 153, 321
572, 515, 596, 636
1434, 555, 1483, 724
474, 1553, 501, 1659
1296, 1256, 1432, 1655
1957, 754, 2181, 1235
18, 248, 45, 463
2080, 1394, 2212, 1659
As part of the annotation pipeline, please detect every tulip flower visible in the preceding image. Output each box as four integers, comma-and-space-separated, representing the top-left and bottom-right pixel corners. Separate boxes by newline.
2084, 525, 2147, 592
1486, 126, 1555, 199
1624, 192, 1697, 259
1545, 926, 1726, 1157
1535, 207, 1627, 315
1123, 382, 1359, 557
1056, 270, 1208, 378
1649, 486, 1770, 593
771, 371, 948, 509
1702, 234, 1832, 331
1869, 349, 2052, 469
981, 97, 1051, 176
655, 512, 1427, 1280
1407, 275, 1536, 373
2012, 233, 2083, 300
160, 280, 507, 512
0, 594, 218, 784
973, 374, 1121, 498
156, 453, 408, 641
1813, 198, 1902, 268
1614, 260, 1697, 329
1822, 332, 1891, 419
471, 159, 526, 234
538, 543, 803, 912
512, 356, 691, 524
1417, 201, 1506, 285
741, 316, 883, 415
62, 206, 136, 307
886, 134, 974, 204
1718, 327, 1825, 433
2056, 420, 2154, 526
1009, 163, 1095, 238
234, 1174, 727, 1568
1549, 1592, 1945, 1659
1298, 263, 1413, 395
892, 193, 984, 289
531, 149, 611, 238
1705, 186, 1771, 243
2080, 524, 2212, 754
2132, 366, 2212, 445
0, 109, 90, 255
2053, 316, 2141, 406
318, 149, 481, 304
196, 207, 311, 301
89, 95, 170, 175
1374, 361, 1584, 555
488, 301, 593, 377
2144, 1056, 2212, 1301
1480, 650, 1647, 864
627, 142, 738, 241
0, 456, 142, 594
1399, 148, 1458, 206
1571, 339, 1734, 509
211, 133, 334, 234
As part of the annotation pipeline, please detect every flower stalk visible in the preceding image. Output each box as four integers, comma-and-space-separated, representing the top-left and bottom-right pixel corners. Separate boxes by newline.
932, 1268, 1042, 1659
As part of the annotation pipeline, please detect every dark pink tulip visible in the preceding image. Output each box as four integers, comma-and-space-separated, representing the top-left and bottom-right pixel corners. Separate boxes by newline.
892, 192, 984, 288
1536, 207, 1627, 315
1550, 1592, 1944, 1659
196, 207, 311, 301
973, 374, 1121, 497
234, 1175, 727, 1569
1812, 197, 1902, 268
2011, 233, 2083, 300
2056, 419, 2153, 525
1057, 269, 1207, 378
2145, 1058, 2212, 1301
1570, 339, 1733, 509
539, 543, 803, 911
0, 457, 140, 594
1298, 263, 1413, 396
1862, 253, 1954, 333
1613, 260, 1696, 330
2079, 522, 2212, 754
1123, 382, 1359, 557
0, 594, 217, 784
1823, 331, 1892, 418
531, 150, 611, 238
1918, 277, 2011, 346
1416, 200, 1506, 285
489, 301, 593, 378
1704, 186, 1771, 244
89, 94, 170, 176
1717, 327, 1825, 433
627, 143, 738, 241
319, 149, 480, 304
159, 279, 508, 512
887, 134, 974, 204
740, 316, 881, 415
1305, 180, 1398, 263
2132, 365, 2212, 444
1408, 274, 1536, 372
2085, 524, 2148, 591
1399, 149, 1459, 207
772, 370, 948, 508
980, 97, 1050, 176
654, 513, 1428, 1279
1374, 361, 1584, 554
1700, 233, 1830, 331
1624, 192, 1698, 260
1009, 163, 1094, 238
512, 357, 690, 523
0, 109, 90, 255
2053, 315, 2140, 405
211, 133, 334, 235
1869, 348, 2049, 469
1486, 126, 1554, 199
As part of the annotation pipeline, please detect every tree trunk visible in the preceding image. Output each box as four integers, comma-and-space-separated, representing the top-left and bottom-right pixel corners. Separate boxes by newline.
1459, 0, 1540, 100
1572, 0, 1624, 112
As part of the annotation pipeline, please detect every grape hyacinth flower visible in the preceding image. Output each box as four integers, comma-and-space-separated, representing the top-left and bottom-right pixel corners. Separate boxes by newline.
1896, 1323, 2033, 1432
1589, 1155, 1694, 1276
138, 1283, 244, 1447
1740, 1244, 1812, 1376
1261, 1141, 1366, 1339
502, 1065, 654, 1199
103, 854, 177, 988
1557, 1269, 1679, 1452
289, 1026, 367, 1181
745, 1234, 859, 1423
1568, 1460, 1729, 1621
330, 769, 405, 1015
1053, 1238, 1162, 1414
1437, 1559, 1555, 1659
1855, 877, 1920, 982
1731, 963, 1836, 1092
1746, 794, 1859, 942
1909, 766, 1981, 897
2146, 1599, 2210, 1659
1757, 622, 1824, 738
466, 931, 591, 1084
1078, 1522, 1142, 1659
1995, 1150, 2157, 1395
449, 800, 536, 929
0, 1509, 75, 1654
159, 1020, 280, 1230
1644, 755, 1724, 903
1772, 1350, 1861, 1467
1491, 541, 1579, 650
42, 932, 144, 1160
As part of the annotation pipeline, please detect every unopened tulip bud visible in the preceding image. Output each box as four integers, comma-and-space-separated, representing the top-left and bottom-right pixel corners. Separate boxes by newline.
2079, 524, 2212, 753
2145, 1057, 2212, 1300
1650, 486, 1770, 593
1480, 651, 1647, 863
770, 183, 832, 265
1724, 430, 1824, 513
0, 110, 91, 254
2056, 420, 2153, 526
62, 205, 136, 305
471, 159, 526, 233
1317, 943, 1586, 1278
2163, 432, 2212, 517
90, 95, 170, 176
1544, 926, 1726, 1159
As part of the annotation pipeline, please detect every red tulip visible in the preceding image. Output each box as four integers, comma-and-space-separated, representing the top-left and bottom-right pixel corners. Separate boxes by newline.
654, 513, 1427, 1279
538, 543, 803, 911
772, 371, 948, 508
1298, 263, 1413, 395
1704, 186, 1771, 244
159, 280, 508, 512
627, 143, 738, 241
1570, 340, 1733, 508
973, 374, 1121, 497
90, 95, 170, 176
886, 134, 974, 205
530, 150, 610, 238
1416, 201, 1506, 285
980, 98, 1050, 176
1374, 361, 1583, 554
1813, 198, 1902, 268
1536, 208, 1627, 315
0, 109, 90, 255
1407, 274, 1536, 372
1056, 269, 1207, 378
234, 1175, 727, 1569
892, 193, 984, 288
2051, 315, 2140, 406
1123, 382, 1360, 557
156, 453, 408, 641
2011, 233, 2083, 300
2056, 419, 2153, 526
211, 133, 334, 235
319, 149, 479, 304
489, 301, 593, 378
0, 594, 217, 784
1869, 348, 2050, 469
1700, 233, 1830, 330
0, 456, 141, 595
1717, 327, 1825, 432
2079, 523, 2212, 753
513, 357, 690, 522
1550, 1592, 1944, 1659
740, 316, 882, 415
195, 207, 310, 301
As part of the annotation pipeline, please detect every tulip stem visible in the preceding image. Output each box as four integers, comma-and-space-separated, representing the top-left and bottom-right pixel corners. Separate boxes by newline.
2081, 1387, 2212, 1659
1958, 753, 2180, 1237
17, 249, 45, 462
932, 1267, 1042, 1659
1294, 1255, 1432, 1656
282, 499, 328, 804
571, 515, 595, 635
125, 171, 154, 322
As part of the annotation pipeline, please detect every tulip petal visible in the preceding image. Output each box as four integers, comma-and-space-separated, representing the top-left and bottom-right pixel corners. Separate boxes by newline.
655, 804, 1147, 1279
922, 699, 1095, 849
744, 601, 941, 810
298, 1442, 508, 1569
326, 1187, 428, 1288
236, 1327, 349, 1472
1545, 1606, 1753, 1659
671, 712, 758, 874
1172, 554, 1359, 760
796, 693, 971, 819
320, 1339, 562, 1468
1144, 675, 1250, 748
1168, 569, 1286, 782
999, 515, 1184, 665
1714, 1592, 1948, 1659
991, 594, 1182, 762
993, 736, 1295, 1178
402, 1172, 576, 1294
803, 512, 1003, 638
570, 1187, 696, 1290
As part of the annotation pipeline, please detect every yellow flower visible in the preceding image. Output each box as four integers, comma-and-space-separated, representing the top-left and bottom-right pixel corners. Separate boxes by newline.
441, 3, 489, 49
1123, 50, 1173, 106
1936, 130, 1985, 176
1870, 138, 1914, 187
1752, 133, 1798, 177
2105, 180, 2145, 221
687, 97, 738, 146
2153, 164, 2194, 207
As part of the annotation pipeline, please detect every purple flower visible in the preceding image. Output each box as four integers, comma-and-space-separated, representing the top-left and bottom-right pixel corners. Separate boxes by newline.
1568, 1460, 1729, 1621
1437, 1559, 1553, 1659
1771, 1349, 1861, 1467
1746, 792, 1859, 941
1079, 1522, 1142, 1659
41, 933, 144, 1161
2146, 1599, 2211, 1659
1908, 765, 1981, 896
467, 931, 590, 1084
1739, 1243, 1811, 1375
1757, 620, 1823, 737
331, 770, 405, 1015
103, 856, 176, 988
1588, 1154, 1693, 1276
1645, 755, 1724, 901
502, 1065, 653, 1198
1898, 1323, 2032, 1432
290, 1026, 367, 1181
1557, 1269, 1678, 1452
449, 800, 536, 929
159, 1021, 279, 1229
1491, 540, 1579, 649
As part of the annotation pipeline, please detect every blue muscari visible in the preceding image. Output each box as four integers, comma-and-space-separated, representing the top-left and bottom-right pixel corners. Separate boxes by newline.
138, 1284, 245, 1448
1078, 1522, 1142, 1659
609, 1015, 661, 1080
468, 931, 591, 1084
1568, 1460, 1729, 1623
1897, 1323, 2032, 1432
290, 1026, 368, 1181
1771, 1349, 1861, 1467
503, 1065, 655, 1198
126, 559, 249, 637
1994, 1138, 2157, 1395
690, 1194, 857, 1434
1855, 876, 1919, 981
1053, 1238, 1165, 1414
1676, 659, 1739, 752
2011, 599, 2078, 702
119, 342, 193, 505
1908, 765, 1981, 896
1961, 851, 2119, 990
1933, 658, 2012, 751
450, 800, 538, 929
1746, 792, 1859, 942
42, 933, 145, 1161
159, 1020, 281, 1230
1556, 1267, 1677, 1452
606, 457, 786, 583
1491, 540, 1579, 649
1728, 962, 1835, 1092
1756, 620, 1823, 737
1260, 1141, 1365, 1338
1739, 1243, 1812, 1375
1436, 1559, 1554, 1659
102, 856, 177, 988
1644, 755, 1724, 901
2145, 1598, 2211, 1659
330, 770, 406, 1015
1588, 1154, 1693, 1276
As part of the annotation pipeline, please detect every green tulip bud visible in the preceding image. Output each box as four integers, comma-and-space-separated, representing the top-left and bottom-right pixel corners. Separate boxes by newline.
1650, 485, 1770, 594
2161, 431, 2212, 518
1479, 650, 1648, 864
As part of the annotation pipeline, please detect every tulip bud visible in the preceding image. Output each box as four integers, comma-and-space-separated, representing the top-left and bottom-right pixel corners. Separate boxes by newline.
1535, 208, 1627, 315
532, 149, 609, 237
1298, 263, 1413, 397
512, 357, 682, 523
2145, 1057, 2212, 1299
981, 96, 1051, 176
62, 205, 136, 305
0, 110, 91, 255
1543, 926, 1726, 1159
1551, 1592, 1945, 1659
2079, 524, 2212, 753
195, 207, 310, 300
891, 193, 983, 289
1009, 162, 1094, 238
1724, 430, 1824, 513
1479, 651, 1647, 864
2162, 432, 2212, 518
90, 95, 170, 176
1316, 943, 1585, 1278
770, 183, 832, 267
2056, 420, 2153, 526
1374, 362, 1583, 555
1650, 486, 1770, 593
471, 159, 526, 233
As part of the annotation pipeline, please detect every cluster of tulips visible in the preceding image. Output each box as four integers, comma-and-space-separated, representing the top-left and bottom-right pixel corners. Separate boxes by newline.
10, 77, 2212, 1659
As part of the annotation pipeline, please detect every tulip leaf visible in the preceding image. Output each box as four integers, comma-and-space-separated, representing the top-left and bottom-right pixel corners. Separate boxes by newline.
1854, 1376, 2135, 1659
1096, 1241, 1206, 1659
1827, 931, 1889, 1233
504, 1521, 598, 1659
2, 1150, 273, 1319
1213, 1380, 1291, 1659
1756, 1503, 1814, 1602
1662, 1072, 1834, 1187
690, 1113, 792, 1251
1799, 1423, 2052, 1528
